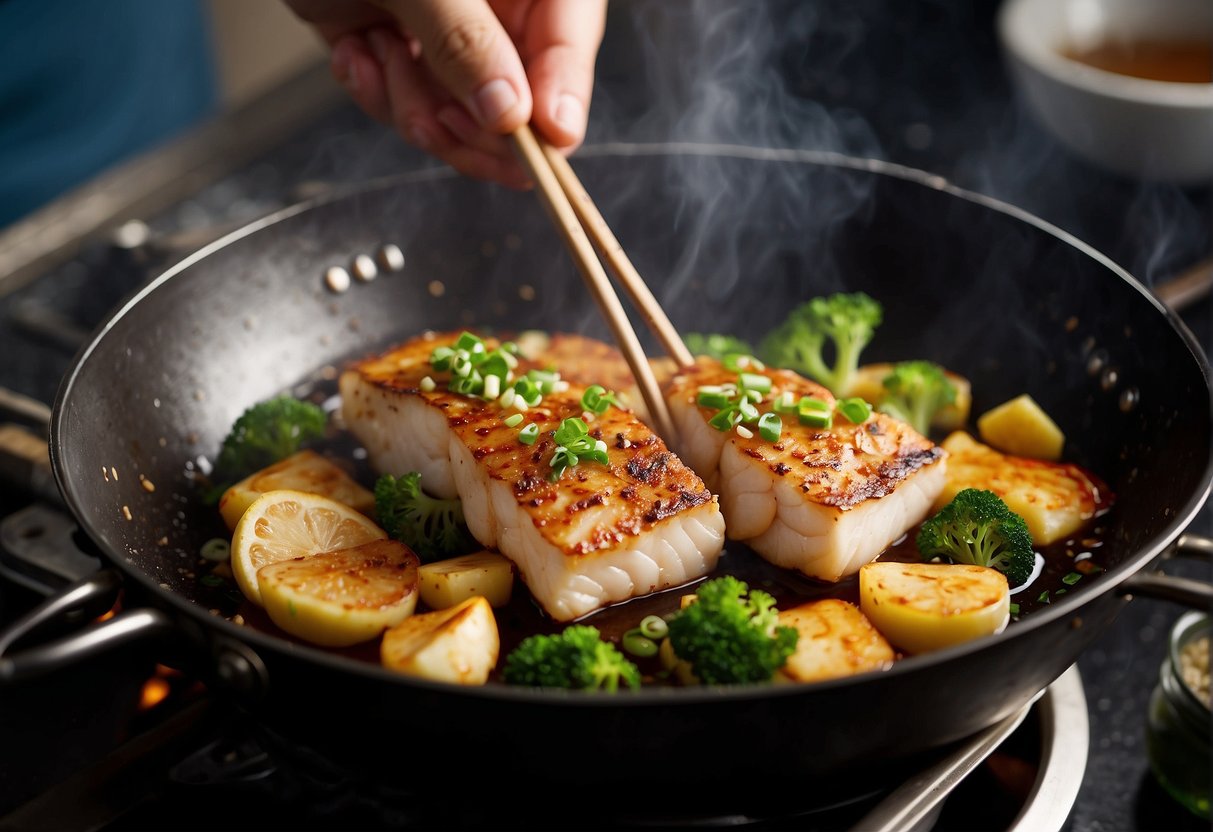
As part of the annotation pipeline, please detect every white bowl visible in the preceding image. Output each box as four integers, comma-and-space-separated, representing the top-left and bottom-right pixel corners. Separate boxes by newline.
998, 0, 1213, 185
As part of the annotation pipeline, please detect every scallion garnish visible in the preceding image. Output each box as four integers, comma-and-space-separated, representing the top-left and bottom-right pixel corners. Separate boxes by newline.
1037, 590, 1051, 604
419, 376, 436, 393
200, 538, 230, 562
639, 615, 669, 640
772, 392, 797, 414
723, 353, 764, 372
547, 417, 610, 480
758, 412, 782, 442
504, 413, 524, 428
518, 423, 539, 445
1061, 572, 1082, 586
580, 384, 618, 415
429, 333, 518, 400
836, 397, 873, 424
798, 396, 833, 428
738, 372, 771, 394
1009, 603, 1020, 616
709, 407, 742, 432
697, 387, 733, 409
621, 629, 659, 658
736, 424, 754, 439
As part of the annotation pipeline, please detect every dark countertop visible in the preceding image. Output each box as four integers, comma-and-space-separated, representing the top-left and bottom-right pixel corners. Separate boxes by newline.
0, 1, 1209, 829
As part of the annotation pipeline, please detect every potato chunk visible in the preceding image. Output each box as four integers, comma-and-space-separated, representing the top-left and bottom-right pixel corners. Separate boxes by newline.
258, 539, 419, 647
859, 561, 1009, 654
381, 596, 499, 685
777, 599, 895, 683
219, 450, 375, 531
937, 431, 1106, 545
846, 363, 972, 430
418, 550, 514, 610
977, 394, 1064, 461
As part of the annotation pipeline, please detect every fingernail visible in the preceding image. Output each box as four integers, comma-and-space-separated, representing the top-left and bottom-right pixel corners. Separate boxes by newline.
553, 94, 584, 136
472, 79, 520, 127
367, 29, 390, 64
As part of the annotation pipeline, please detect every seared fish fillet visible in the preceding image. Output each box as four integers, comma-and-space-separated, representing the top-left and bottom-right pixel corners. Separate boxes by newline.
340, 332, 726, 621
665, 358, 946, 581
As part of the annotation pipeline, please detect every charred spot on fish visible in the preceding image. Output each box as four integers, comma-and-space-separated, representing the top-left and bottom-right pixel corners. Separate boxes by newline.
627, 452, 671, 484
743, 448, 765, 460
620, 486, 637, 501
474, 426, 492, 437
867, 422, 884, 436
569, 494, 606, 513
773, 463, 791, 475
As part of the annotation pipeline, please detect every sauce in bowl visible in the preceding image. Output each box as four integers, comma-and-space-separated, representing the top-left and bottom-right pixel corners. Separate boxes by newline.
1061, 39, 1213, 83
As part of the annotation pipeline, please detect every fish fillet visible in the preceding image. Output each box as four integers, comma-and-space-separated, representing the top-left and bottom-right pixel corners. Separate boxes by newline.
340, 332, 726, 621
665, 358, 946, 581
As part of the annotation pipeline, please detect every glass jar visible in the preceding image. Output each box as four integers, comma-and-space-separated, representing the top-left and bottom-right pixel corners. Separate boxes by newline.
1146, 611, 1210, 820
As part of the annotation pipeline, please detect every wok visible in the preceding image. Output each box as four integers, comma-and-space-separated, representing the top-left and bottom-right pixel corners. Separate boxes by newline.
3, 145, 1211, 804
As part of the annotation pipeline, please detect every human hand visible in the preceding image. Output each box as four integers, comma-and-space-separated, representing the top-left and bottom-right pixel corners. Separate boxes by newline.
286, 0, 608, 189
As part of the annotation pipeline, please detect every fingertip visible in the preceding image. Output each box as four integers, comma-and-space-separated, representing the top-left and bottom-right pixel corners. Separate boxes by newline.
471, 78, 532, 134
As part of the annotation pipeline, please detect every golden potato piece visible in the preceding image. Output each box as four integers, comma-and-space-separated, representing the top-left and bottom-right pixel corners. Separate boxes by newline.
258, 539, 419, 647
777, 599, 895, 683
977, 394, 1065, 461
381, 596, 499, 685
937, 431, 1107, 545
859, 561, 1009, 655
219, 450, 375, 531
846, 363, 972, 430
418, 550, 514, 610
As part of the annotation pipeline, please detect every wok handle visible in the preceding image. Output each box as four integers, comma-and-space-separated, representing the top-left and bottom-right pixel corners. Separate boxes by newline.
0, 569, 173, 684
1119, 533, 1213, 608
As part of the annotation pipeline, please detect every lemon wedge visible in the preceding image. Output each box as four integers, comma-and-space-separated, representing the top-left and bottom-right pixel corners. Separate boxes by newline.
258, 539, 420, 647
231, 489, 386, 605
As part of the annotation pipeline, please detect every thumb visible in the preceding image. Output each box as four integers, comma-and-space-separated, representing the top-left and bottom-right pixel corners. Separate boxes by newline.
380, 0, 532, 133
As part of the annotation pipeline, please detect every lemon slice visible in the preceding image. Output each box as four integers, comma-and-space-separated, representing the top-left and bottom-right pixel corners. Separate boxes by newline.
232, 489, 386, 605
259, 539, 420, 647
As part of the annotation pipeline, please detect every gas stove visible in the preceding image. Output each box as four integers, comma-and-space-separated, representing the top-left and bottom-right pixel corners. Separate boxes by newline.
0, 3, 1209, 829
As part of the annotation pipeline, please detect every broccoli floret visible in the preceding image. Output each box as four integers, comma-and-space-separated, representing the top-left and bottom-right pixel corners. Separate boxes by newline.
666, 576, 798, 684
374, 472, 474, 562
502, 625, 641, 692
877, 360, 958, 435
206, 396, 327, 501
759, 292, 882, 395
683, 333, 756, 361
916, 488, 1036, 586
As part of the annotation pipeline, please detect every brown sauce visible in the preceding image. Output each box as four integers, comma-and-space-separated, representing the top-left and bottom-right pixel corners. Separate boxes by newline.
1061, 39, 1213, 84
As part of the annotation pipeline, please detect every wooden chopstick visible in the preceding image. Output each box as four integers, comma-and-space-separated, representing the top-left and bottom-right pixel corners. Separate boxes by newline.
537, 145, 696, 370
509, 125, 679, 442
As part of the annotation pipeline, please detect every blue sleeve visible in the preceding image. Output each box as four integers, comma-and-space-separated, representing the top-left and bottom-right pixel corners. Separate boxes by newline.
0, 0, 219, 228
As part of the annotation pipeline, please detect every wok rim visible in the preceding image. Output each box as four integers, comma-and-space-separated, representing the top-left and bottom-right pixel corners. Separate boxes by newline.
50, 142, 1213, 706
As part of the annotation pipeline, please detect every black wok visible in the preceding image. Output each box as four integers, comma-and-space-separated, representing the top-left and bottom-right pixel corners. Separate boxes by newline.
4, 145, 1211, 803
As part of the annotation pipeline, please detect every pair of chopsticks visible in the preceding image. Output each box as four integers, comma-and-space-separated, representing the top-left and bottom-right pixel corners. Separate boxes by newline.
509, 125, 694, 442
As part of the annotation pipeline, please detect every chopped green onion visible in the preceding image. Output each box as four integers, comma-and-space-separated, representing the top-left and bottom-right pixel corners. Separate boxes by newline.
1037, 590, 1051, 604
200, 573, 225, 587
581, 385, 618, 415
503, 413, 524, 428
483, 374, 501, 400
708, 407, 742, 432
480, 351, 511, 380
772, 392, 797, 414
738, 400, 760, 423
429, 346, 456, 370
501, 341, 520, 355
499, 388, 516, 409
554, 417, 590, 446
1009, 603, 1020, 615
513, 377, 543, 407
758, 412, 782, 442
798, 397, 833, 428
455, 331, 484, 353
697, 388, 733, 409
419, 376, 436, 393
200, 538, 230, 562
518, 423, 539, 445
639, 615, 669, 639
550, 446, 578, 479
1061, 572, 1082, 586
736, 424, 754, 439
738, 373, 771, 394
836, 397, 873, 424
621, 629, 659, 658
723, 353, 764, 372
527, 369, 561, 394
